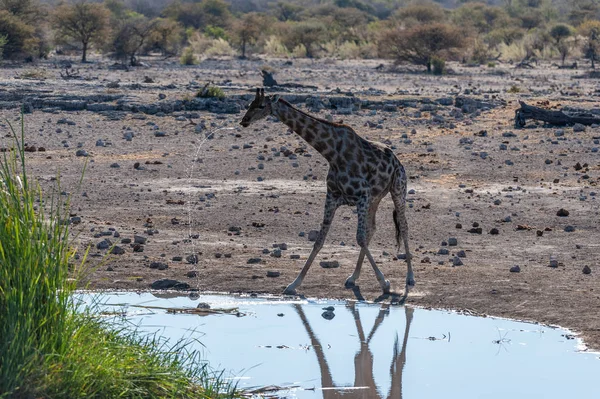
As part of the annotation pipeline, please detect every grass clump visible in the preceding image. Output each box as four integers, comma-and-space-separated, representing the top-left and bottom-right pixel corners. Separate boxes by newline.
196, 84, 225, 99
180, 47, 199, 65
0, 118, 238, 398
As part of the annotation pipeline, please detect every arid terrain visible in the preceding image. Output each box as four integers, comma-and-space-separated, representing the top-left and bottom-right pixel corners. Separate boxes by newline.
1, 57, 599, 350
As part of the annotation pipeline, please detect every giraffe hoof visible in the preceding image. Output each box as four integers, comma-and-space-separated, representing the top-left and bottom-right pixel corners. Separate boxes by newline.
406, 277, 416, 287
382, 280, 391, 294
344, 277, 356, 288
283, 286, 297, 296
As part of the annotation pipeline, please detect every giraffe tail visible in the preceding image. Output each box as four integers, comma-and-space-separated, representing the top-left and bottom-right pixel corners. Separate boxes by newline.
393, 209, 402, 251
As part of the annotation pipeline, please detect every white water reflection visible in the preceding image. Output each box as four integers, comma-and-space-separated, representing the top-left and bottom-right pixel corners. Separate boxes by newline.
77, 292, 600, 398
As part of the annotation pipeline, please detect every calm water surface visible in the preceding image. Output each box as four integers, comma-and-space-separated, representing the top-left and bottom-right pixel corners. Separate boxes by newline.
77, 292, 600, 398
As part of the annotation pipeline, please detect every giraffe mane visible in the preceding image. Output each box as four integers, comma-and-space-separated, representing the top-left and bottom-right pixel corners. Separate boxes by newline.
276, 98, 348, 128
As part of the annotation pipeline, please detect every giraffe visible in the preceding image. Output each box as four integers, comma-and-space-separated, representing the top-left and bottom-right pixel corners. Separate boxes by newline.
240, 88, 414, 295
293, 302, 414, 398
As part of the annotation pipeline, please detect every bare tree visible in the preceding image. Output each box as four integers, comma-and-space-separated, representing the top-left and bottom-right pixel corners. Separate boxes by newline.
232, 12, 265, 59
52, 1, 110, 63
110, 15, 158, 66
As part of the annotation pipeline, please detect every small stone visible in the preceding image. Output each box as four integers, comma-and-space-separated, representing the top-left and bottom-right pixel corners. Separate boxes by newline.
266, 271, 281, 277
455, 223, 462, 229
468, 227, 483, 234
452, 257, 463, 266
290, 254, 300, 259
196, 302, 211, 309
438, 248, 449, 255
583, 265, 591, 275
564, 225, 575, 232
557, 208, 569, 217
186, 254, 198, 264
489, 228, 499, 235
149, 261, 168, 270
96, 239, 112, 250
186, 271, 198, 278
320, 260, 340, 268
75, 149, 88, 157
573, 123, 586, 132
308, 230, 319, 241
448, 237, 458, 246
270, 249, 282, 258
321, 310, 335, 320
510, 265, 521, 273
110, 246, 125, 255
247, 257, 262, 264
134, 235, 147, 244
150, 279, 190, 290
549, 257, 559, 268
456, 250, 466, 258
106, 266, 114, 271
536, 230, 544, 237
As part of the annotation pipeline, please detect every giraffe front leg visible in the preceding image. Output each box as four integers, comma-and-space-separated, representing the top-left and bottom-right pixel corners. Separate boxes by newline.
284, 193, 339, 295
356, 197, 390, 294
346, 198, 380, 288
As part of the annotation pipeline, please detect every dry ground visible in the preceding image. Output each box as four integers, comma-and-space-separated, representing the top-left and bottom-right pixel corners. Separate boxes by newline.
1, 57, 599, 350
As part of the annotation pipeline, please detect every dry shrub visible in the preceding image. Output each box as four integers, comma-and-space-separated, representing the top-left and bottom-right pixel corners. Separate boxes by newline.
263, 35, 289, 57
291, 44, 307, 58
189, 32, 235, 57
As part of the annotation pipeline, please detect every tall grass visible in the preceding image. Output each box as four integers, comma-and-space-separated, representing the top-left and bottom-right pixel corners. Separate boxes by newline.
0, 118, 238, 398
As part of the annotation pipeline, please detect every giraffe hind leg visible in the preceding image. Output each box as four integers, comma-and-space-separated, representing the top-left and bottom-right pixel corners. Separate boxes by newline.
391, 174, 414, 294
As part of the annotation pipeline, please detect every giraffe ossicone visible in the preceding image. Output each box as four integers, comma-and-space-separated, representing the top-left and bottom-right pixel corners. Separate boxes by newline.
240, 88, 414, 296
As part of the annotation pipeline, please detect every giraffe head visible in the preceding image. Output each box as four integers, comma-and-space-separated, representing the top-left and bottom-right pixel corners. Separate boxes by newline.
240, 88, 277, 127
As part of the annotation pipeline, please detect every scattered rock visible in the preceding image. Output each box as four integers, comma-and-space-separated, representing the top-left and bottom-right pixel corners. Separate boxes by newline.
186, 271, 197, 278
266, 271, 281, 277
573, 123, 586, 132
452, 257, 463, 266
321, 310, 335, 320
247, 257, 262, 264
186, 254, 198, 264
557, 208, 569, 217
583, 265, 591, 275
149, 261, 168, 270
96, 239, 112, 250
489, 228, 499, 235
196, 302, 210, 309
150, 279, 190, 290
448, 237, 458, 246
510, 265, 521, 273
109, 246, 125, 255
320, 260, 340, 268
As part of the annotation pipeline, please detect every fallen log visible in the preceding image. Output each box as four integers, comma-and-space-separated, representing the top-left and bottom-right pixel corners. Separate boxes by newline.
514, 100, 600, 128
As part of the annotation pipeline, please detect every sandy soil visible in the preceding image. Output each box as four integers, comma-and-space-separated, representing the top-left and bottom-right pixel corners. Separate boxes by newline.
2, 56, 599, 350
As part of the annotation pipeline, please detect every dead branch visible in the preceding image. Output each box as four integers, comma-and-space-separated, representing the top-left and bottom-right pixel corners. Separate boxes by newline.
514, 100, 600, 128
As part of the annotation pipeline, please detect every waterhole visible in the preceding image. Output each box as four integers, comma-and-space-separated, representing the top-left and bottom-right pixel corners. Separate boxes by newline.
78, 292, 599, 398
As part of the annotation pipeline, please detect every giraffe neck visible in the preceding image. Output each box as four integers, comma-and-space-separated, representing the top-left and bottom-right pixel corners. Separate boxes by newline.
271, 99, 345, 162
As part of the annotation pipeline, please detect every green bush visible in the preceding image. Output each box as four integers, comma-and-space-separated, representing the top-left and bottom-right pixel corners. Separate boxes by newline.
180, 46, 198, 65
0, 34, 7, 59
431, 56, 446, 75
197, 85, 225, 99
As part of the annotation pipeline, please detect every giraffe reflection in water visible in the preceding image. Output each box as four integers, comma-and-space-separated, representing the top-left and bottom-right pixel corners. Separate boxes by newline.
294, 302, 414, 398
